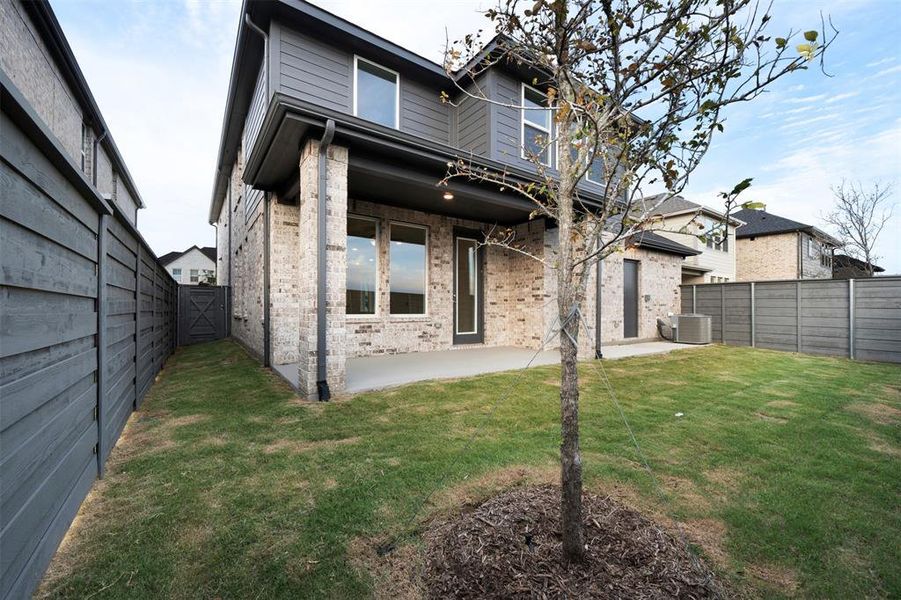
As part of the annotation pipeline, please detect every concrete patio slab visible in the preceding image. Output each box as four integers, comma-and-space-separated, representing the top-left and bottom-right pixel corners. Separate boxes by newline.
272, 341, 702, 395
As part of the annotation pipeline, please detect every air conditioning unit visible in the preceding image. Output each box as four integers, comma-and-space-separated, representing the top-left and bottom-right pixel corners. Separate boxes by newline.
673, 314, 712, 344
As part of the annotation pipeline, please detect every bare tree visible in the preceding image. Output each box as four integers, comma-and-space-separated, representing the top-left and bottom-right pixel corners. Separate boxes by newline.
442, 0, 834, 563
824, 181, 895, 276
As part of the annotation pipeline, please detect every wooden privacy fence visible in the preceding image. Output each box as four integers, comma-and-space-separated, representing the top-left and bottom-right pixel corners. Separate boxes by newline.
681, 277, 901, 363
1, 74, 176, 600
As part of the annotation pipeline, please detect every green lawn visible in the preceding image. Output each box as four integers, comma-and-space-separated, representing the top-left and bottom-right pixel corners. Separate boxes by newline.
38, 341, 900, 599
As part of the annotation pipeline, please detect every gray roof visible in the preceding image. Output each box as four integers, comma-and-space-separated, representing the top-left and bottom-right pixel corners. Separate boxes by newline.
630, 231, 700, 257
159, 246, 216, 266
647, 194, 702, 215
732, 209, 840, 245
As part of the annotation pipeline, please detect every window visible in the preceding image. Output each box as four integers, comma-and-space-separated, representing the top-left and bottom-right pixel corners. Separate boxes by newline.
190, 269, 199, 283
389, 223, 427, 315
172, 268, 182, 281
80, 122, 89, 173
586, 157, 604, 184
821, 250, 832, 268
807, 236, 819, 259
354, 57, 399, 129
522, 84, 552, 165
703, 217, 728, 252
347, 216, 378, 315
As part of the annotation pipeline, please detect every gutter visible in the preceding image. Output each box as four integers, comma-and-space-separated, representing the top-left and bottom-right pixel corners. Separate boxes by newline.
317, 120, 336, 401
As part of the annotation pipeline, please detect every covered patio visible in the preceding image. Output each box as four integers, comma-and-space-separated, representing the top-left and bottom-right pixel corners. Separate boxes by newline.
272, 341, 695, 394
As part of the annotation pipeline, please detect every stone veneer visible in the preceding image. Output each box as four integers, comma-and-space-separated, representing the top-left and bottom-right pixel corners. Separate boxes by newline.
736, 233, 799, 281
221, 140, 685, 396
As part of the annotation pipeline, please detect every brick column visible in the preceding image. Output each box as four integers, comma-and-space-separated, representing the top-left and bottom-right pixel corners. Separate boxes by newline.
297, 139, 348, 398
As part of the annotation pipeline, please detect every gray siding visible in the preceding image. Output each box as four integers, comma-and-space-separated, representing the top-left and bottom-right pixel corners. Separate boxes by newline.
682, 278, 901, 363
401, 78, 450, 144
243, 60, 268, 158
456, 79, 489, 155
1, 89, 176, 600
493, 70, 531, 169
279, 27, 352, 112
277, 25, 451, 144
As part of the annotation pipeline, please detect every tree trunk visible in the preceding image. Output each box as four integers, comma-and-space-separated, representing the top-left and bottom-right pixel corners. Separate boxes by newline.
559, 314, 585, 562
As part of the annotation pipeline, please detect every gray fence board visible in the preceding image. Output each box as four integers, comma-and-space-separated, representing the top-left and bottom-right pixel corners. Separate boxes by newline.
1, 80, 176, 600
683, 277, 901, 363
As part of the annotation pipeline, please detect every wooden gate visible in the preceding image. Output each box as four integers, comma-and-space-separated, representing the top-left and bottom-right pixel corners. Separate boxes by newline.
177, 285, 229, 346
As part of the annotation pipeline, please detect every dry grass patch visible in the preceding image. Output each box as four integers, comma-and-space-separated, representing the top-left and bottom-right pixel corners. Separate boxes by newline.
263, 436, 361, 454
428, 464, 559, 515
745, 562, 799, 596
846, 401, 901, 425
348, 537, 426, 600
766, 400, 800, 409
755, 411, 789, 424
862, 430, 901, 457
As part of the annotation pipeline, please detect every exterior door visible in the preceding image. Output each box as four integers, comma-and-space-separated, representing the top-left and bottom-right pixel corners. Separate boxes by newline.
623, 259, 639, 338
453, 230, 484, 344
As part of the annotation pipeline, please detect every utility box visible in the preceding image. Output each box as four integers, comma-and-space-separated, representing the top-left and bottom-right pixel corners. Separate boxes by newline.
674, 314, 712, 344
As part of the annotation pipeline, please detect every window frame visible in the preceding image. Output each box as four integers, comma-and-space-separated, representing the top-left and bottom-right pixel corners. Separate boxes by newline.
454, 235, 480, 335
353, 56, 400, 130
346, 214, 380, 317
189, 269, 199, 283
521, 83, 553, 167
388, 221, 429, 317
172, 268, 182, 282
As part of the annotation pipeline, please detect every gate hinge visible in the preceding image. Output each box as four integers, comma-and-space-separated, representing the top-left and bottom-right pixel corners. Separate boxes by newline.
92, 444, 99, 455
93, 405, 99, 421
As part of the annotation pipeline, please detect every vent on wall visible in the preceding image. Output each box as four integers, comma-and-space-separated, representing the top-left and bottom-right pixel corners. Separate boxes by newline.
674, 314, 712, 344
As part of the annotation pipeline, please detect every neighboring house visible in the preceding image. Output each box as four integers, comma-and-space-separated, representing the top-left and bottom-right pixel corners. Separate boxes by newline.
832, 254, 885, 279
732, 208, 840, 281
649, 195, 742, 284
160, 246, 216, 285
209, 0, 699, 398
0, 0, 144, 223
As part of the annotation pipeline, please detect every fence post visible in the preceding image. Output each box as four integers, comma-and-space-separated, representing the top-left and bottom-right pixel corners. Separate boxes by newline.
849, 279, 855, 360
692, 285, 697, 313
720, 285, 726, 343
134, 244, 141, 408
96, 214, 109, 478
750, 282, 756, 348
796, 280, 802, 353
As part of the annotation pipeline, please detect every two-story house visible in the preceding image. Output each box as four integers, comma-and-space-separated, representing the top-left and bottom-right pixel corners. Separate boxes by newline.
733, 208, 840, 281
210, 0, 698, 399
159, 246, 216, 285
649, 195, 742, 284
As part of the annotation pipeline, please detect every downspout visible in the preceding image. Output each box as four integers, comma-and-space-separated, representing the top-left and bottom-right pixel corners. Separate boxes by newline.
595, 255, 603, 359
316, 120, 336, 401
263, 192, 271, 366
243, 14, 268, 93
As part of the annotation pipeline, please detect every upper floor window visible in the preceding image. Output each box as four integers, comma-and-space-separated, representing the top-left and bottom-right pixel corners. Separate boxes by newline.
354, 57, 399, 129
190, 269, 199, 283
80, 122, 89, 173
807, 236, 819, 258
172, 268, 182, 281
522, 84, 552, 166
585, 157, 604, 184
701, 216, 728, 252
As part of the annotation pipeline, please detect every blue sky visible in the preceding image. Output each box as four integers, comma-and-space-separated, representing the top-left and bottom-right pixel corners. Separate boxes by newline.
53, 0, 900, 272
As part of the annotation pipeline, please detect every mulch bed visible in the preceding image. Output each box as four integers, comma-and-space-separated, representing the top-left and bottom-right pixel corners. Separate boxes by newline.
423, 484, 724, 599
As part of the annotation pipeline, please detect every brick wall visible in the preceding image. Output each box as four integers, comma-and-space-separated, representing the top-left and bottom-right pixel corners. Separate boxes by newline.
225, 147, 265, 360
735, 233, 798, 281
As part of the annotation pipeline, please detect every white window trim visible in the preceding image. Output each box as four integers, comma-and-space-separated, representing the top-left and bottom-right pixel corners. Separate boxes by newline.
388, 221, 429, 317
346, 214, 380, 318
353, 56, 400, 130
454, 236, 479, 335
521, 83, 553, 167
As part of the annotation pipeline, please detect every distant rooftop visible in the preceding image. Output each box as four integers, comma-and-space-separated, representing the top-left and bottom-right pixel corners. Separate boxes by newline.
159, 246, 216, 266
732, 208, 840, 245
